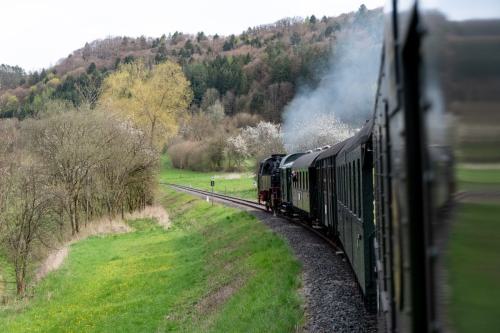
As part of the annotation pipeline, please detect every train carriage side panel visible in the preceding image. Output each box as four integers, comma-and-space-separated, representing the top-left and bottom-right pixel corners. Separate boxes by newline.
316, 142, 346, 233
291, 151, 323, 219
279, 153, 305, 213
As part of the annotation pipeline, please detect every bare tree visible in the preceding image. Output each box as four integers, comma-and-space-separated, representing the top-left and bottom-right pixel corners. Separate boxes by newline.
75, 75, 102, 109
23, 112, 116, 235
97, 120, 158, 218
0, 161, 53, 295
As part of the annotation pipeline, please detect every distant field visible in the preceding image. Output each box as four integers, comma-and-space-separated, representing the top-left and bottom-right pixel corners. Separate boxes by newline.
0, 189, 303, 332
456, 164, 500, 192
159, 155, 257, 200
447, 165, 500, 332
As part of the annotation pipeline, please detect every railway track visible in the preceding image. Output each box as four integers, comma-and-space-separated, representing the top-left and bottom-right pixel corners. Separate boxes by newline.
164, 182, 341, 252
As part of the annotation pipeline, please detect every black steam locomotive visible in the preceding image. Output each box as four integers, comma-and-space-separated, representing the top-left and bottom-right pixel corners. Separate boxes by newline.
258, 1, 498, 332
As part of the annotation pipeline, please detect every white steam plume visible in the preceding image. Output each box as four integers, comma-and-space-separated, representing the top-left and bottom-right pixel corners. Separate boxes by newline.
283, 13, 383, 152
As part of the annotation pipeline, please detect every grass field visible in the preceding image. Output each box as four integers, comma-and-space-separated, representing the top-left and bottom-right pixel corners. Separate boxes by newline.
447, 203, 500, 332
447, 165, 500, 332
456, 165, 500, 192
159, 155, 258, 201
0, 189, 303, 332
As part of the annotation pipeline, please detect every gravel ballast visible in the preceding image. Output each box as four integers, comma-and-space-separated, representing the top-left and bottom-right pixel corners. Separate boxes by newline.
252, 211, 377, 333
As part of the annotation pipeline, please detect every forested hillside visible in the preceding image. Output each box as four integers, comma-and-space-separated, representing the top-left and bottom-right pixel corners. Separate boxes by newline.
0, 6, 382, 122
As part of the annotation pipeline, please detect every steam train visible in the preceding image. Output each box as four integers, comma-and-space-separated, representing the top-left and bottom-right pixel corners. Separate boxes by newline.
258, 1, 499, 332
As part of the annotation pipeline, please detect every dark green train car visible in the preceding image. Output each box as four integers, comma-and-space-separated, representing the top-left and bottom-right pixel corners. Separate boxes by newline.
315, 141, 346, 235
335, 121, 376, 308
291, 150, 323, 219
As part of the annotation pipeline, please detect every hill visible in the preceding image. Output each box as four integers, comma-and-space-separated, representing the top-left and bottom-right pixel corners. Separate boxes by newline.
0, 6, 382, 121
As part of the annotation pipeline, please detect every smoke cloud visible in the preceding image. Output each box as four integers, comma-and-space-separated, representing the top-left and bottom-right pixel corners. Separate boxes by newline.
283, 13, 383, 152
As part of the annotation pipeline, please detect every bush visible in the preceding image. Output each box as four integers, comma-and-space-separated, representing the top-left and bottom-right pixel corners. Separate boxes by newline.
168, 140, 212, 171
230, 112, 261, 128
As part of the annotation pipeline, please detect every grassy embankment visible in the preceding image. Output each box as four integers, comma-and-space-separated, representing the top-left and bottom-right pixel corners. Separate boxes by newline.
447, 165, 500, 332
0, 188, 303, 332
160, 155, 257, 201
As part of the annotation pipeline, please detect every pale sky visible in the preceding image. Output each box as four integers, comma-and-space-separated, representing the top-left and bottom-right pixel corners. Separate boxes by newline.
0, 0, 384, 71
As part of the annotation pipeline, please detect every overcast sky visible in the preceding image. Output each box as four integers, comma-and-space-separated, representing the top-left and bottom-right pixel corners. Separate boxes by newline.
0, 0, 384, 71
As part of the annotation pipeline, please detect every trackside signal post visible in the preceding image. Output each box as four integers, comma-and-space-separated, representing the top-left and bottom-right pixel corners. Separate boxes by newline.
210, 176, 215, 206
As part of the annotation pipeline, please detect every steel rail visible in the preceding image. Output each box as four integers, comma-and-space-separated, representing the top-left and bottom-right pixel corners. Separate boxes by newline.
163, 182, 342, 251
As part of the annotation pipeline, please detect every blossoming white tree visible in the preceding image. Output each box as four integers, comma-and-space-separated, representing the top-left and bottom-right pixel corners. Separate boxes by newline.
283, 113, 357, 152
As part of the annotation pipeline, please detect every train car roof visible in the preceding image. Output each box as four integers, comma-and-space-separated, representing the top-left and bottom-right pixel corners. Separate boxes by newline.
279, 152, 305, 168
291, 150, 323, 169
316, 140, 348, 160
338, 119, 374, 154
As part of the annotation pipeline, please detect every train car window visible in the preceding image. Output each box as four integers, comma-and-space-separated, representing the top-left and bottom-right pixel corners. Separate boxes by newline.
354, 160, 357, 215
338, 166, 341, 203
352, 162, 358, 215
348, 163, 352, 211
353, 161, 356, 213
343, 165, 345, 206
337, 166, 340, 202
352, 162, 355, 212
343, 166, 346, 204
344, 165, 347, 206
340, 166, 343, 203
357, 159, 361, 218
344, 164, 351, 209
350, 162, 353, 211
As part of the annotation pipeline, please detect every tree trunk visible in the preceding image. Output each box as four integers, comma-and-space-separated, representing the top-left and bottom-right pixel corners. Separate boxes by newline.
150, 117, 156, 147
72, 196, 80, 233
69, 205, 76, 235
15, 259, 26, 296
85, 197, 89, 227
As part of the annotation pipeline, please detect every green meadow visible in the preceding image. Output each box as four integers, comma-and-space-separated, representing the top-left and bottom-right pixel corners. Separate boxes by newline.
0, 189, 303, 332
447, 165, 500, 332
159, 155, 258, 201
